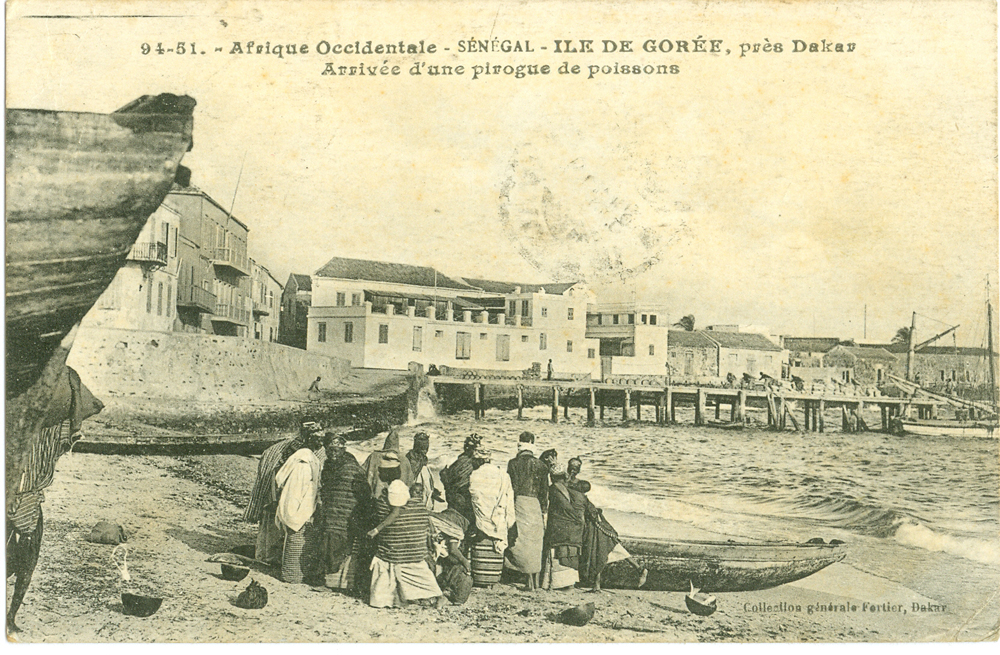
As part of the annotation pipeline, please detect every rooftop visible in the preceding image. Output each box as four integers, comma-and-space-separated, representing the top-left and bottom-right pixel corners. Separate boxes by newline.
782, 337, 844, 353
314, 256, 475, 291
461, 278, 580, 295
703, 331, 783, 352
667, 330, 718, 348
289, 273, 312, 292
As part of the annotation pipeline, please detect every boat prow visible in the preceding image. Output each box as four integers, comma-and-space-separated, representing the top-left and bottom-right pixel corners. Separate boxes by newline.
601, 537, 847, 593
6, 94, 196, 398
899, 418, 997, 438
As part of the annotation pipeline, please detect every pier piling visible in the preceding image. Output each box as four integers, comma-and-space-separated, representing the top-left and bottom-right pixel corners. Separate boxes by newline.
517, 385, 524, 420
588, 387, 596, 425
623, 389, 631, 422
551, 386, 559, 423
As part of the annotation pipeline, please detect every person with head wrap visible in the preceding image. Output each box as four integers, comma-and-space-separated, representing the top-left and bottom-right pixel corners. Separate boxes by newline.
275, 431, 324, 584
407, 432, 443, 511
568, 458, 647, 590
365, 455, 443, 608
319, 433, 369, 592
504, 431, 549, 590
542, 471, 584, 589
430, 508, 473, 605
362, 429, 414, 500
438, 434, 482, 523
244, 421, 317, 565
468, 447, 516, 588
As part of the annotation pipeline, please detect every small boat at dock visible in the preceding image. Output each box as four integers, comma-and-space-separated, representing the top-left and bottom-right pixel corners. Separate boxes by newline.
600, 537, 846, 592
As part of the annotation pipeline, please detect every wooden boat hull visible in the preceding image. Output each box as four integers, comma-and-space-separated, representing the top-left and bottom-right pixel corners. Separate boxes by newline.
900, 419, 997, 438
73, 433, 282, 456
600, 537, 847, 592
6, 95, 195, 398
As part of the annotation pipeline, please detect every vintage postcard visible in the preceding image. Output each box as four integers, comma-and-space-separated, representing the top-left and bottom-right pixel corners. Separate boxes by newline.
5, 0, 998, 644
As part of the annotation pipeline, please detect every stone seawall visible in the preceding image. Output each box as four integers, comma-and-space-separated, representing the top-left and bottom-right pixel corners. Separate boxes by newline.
67, 327, 350, 403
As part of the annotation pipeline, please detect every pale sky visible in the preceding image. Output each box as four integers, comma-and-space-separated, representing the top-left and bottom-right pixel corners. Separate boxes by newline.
7, 0, 998, 345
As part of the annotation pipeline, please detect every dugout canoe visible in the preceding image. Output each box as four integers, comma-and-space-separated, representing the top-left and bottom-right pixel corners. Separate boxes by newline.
600, 537, 846, 592
6, 94, 195, 399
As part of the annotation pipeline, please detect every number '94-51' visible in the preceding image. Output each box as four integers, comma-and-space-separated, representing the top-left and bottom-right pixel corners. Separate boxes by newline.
141, 43, 200, 55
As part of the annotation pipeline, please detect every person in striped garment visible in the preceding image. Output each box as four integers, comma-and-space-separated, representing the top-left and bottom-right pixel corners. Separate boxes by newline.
319, 433, 369, 592
7, 363, 102, 633
365, 453, 443, 608
244, 422, 316, 565
276, 432, 324, 584
468, 448, 516, 589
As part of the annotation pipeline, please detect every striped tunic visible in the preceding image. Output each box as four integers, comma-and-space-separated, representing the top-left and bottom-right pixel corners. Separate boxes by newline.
9, 420, 72, 532
319, 452, 367, 536
376, 495, 432, 564
244, 438, 300, 523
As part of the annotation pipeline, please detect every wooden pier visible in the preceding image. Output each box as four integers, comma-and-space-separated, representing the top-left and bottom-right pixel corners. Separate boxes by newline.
428, 376, 935, 433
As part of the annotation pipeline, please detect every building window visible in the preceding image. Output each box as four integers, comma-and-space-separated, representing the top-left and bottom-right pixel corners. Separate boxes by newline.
940, 370, 946, 381
587, 348, 596, 359
435, 330, 444, 338
540, 333, 547, 350
613, 315, 619, 325
567, 340, 573, 353
521, 300, 529, 316
456, 332, 472, 359
649, 315, 657, 326
649, 344, 655, 356
413, 326, 422, 352
641, 314, 648, 325
344, 322, 353, 343
567, 307, 574, 320
166, 283, 172, 317
729, 353, 738, 366
541, 307, 548, 318
628, 314, 635, 325
480, 333, 488, 340
318, 322, 327, 342
352, 293, 362, 306
521, 335, 529, 342
509, 301, 516, 315
379, 324, 389, 344
337, 292, 346, 307
157, 282, 164, 316
496, 334, 510, 361
597, 315, 603, 326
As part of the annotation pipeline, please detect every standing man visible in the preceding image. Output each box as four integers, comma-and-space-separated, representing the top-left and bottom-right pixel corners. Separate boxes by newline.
407, 432, 443, 511
318, 433, 369, 592
244, 421, 318, 565
439, 434, 482, 523
468, 448, 516, 588
504, 431, 549, 590
275, 432, 324, 584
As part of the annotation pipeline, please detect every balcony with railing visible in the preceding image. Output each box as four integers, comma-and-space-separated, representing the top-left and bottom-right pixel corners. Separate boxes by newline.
211, 302, 250, 325
176, 284, 217, 313
210, 248, 250, 277
128, 241, 168, 266
252, 299, 271, 316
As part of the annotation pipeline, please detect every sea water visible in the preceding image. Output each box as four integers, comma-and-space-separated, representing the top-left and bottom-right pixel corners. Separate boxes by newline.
366, 405, 1000, 569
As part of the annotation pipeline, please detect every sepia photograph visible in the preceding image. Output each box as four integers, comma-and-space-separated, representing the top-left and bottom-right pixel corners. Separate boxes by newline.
5, 0, 999, 643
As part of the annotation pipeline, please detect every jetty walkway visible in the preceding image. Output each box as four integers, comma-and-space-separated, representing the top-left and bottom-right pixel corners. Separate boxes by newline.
428, 376, 938, 433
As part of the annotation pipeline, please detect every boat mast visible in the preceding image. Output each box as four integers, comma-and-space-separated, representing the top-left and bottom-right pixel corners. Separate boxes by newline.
906, 311, 917, 381
987, 280, 997, 413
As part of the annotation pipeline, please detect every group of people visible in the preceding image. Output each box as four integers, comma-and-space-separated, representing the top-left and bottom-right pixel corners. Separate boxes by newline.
243, 422, 642, 609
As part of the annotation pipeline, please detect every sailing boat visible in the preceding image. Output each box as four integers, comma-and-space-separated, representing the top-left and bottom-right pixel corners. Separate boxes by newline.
898, 284, 999, 438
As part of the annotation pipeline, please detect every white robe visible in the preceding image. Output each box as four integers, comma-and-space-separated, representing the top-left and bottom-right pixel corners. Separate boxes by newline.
275, 448, 320, 532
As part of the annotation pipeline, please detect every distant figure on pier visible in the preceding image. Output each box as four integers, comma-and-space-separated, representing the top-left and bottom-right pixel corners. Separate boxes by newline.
791, 375, 805, 391
308, 376, 321, 392
726, 372, 737, 388
427, 364, 441, 376
547, 359, 554, 381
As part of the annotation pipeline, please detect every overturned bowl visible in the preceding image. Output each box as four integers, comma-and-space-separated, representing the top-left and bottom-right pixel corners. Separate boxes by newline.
122, 592, 163, 617
685, 593, 717, 617
221, 564, 250, 581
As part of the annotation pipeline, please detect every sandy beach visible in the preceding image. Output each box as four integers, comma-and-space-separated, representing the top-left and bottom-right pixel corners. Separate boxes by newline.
9, 447, 996, 643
